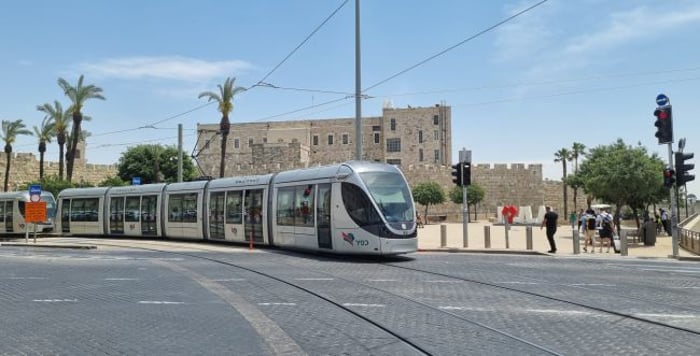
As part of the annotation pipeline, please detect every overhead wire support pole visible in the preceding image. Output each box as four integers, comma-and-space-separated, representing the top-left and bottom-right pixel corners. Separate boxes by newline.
669, 143, 678, 257
354, 0, 362, 160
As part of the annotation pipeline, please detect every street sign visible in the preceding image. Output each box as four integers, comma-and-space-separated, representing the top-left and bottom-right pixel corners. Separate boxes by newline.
29, 184, 41, 202
25, 201, 47, 223
132, 177, 141, 185
656, 93, 669, 107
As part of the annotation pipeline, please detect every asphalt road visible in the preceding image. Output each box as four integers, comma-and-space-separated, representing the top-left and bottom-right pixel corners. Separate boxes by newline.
1, 239, 699, 355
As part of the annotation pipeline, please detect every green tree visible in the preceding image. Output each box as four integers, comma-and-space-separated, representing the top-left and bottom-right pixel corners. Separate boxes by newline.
33, 116, 56, 180
117, 144, 198, 184
577, 139, 666, 230
37, 100, 71, 180
22, 176, 75, 199
58, 75, 105, 182
554, 147, 572, 216
570, 142, 586, 210
98, 176, 128, 187
412, 182, 445, 222
198, 77, 246, 178
1, 119, 33, 191
449, 184, 485, 221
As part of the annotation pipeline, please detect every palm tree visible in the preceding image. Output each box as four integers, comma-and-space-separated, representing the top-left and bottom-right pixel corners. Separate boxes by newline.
33, 116, 56, 180
1, 120, 33, 191
570, 142, 586, 211
198, 77, 246, 178
37, 100, 71, 180
554, 148, 572, 217
58, 75, 105, 182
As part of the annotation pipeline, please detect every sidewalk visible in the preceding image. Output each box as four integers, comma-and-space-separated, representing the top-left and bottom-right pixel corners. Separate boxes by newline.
417, 221, 699, 260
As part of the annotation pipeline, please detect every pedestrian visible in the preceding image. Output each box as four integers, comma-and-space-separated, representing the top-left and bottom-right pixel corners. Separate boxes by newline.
540, 206, 558, 253
582, 209, 597, 253
577, 208, 584, 232
660, 209, 670, 236
416, 212, 424, 228
598, 208, 615, 253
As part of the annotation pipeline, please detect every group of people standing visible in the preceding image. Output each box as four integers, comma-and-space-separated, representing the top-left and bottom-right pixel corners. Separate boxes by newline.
542, 206, 616, 254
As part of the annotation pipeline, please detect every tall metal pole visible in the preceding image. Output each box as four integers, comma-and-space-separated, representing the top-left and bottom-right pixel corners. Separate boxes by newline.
354, 0, 362, 160
462, 186, 468, 247
178, 123, 183, 182
668, 144, 678, 257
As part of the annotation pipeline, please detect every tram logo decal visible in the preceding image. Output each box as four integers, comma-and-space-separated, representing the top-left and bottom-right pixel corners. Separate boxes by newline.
341, 232, 355, 245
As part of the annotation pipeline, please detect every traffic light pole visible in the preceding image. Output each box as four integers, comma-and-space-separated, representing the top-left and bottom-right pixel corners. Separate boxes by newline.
462, 186, 468, 248
668, 144, 679, 257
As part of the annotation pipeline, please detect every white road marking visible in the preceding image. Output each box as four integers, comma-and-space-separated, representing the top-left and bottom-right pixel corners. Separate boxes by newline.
366, 279, 398, 282
425, 280, 461, 283
138, 301, 185, 305
342, 303, 385, 308
33, 299, 78, 303
258, 302, 297, 306
635, 313, 698, 319
439, 306, 492, 311
293, 278, 334, 281
104, 278, 139, 281
567, 283, 617, 287
525, 309, 593, 315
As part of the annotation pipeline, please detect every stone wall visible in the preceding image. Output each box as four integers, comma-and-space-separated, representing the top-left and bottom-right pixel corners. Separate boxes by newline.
0, 152, 117, 190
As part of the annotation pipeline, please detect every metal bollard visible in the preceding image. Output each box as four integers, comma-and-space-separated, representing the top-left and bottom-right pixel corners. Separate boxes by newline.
504, 222, 510, 248
526, 226, 533, 250
484, 225, 491, 248
573, 229, 580, 254
621, 230, 628, 256
440, 224, 447, 248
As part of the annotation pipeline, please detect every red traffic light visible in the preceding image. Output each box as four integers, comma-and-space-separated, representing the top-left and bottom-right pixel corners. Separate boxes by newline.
658, 111, 668, 119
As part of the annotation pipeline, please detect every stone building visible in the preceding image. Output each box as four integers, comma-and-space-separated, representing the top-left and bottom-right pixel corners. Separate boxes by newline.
195, 103, 579, 220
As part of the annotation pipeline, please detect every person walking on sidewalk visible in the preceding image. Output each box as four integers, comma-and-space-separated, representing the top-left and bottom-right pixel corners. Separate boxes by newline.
541, 206, 558, 253
582, 209, 597, 253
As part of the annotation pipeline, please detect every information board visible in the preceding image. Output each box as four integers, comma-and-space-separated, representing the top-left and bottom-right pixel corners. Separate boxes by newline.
25, 202, 47, 223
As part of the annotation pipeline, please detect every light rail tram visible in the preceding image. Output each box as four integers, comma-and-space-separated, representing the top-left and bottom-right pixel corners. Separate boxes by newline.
57, 161, 418, 255
0, 190, 57, 234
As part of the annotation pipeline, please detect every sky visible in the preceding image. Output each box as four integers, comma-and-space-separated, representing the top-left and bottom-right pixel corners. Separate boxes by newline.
1, 0, 700, 195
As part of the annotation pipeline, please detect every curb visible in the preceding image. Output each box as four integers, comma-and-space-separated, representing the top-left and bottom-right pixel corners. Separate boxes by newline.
1, 243, 97, 250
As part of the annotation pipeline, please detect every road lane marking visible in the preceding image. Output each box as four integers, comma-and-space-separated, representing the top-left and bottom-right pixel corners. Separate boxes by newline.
342, 303, 385, 308
567, 283, 617, 287
366, 279, 398, 282
258, 302, 297, 306
635, 313, 698, 319
33, 299, 78, 303
138, 301, 185, 305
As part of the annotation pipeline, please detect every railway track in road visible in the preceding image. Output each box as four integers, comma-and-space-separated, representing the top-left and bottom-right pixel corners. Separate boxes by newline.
13, 238, 699, 355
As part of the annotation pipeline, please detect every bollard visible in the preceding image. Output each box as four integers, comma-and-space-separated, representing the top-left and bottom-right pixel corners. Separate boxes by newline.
440, 224, 447, 247
249, 231, 254, 250
504, 221, 510, 248
573, 229, 580, 255
526, 226, 533, 250
484, 225, 491, 248
621, 230, 628, 256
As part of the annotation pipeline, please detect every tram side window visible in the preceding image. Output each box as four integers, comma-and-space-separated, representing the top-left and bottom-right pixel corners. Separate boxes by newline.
295, 185, 314, 227
0, 201, 5, 223
83, 198, 99, 222
125, 196, 140, 222
341, 183, 382, 227
225, 191, 243, 224
18, 201, 25, 217
276, 187, 295, 226
168, 193, 198, 223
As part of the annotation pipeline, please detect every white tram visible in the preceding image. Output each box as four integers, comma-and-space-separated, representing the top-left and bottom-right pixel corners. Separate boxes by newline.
0, 190, 57, 234
56, 161, 417, 255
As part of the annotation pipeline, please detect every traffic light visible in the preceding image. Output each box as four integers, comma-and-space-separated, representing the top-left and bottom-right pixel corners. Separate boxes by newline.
451, 163, 463, 186
654, 106, 673, 144
663, 168, 676, 188
675, 152, 695, 186
462, 162, 471, 186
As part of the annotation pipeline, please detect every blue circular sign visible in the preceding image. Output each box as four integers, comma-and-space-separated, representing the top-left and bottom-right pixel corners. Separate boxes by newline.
656, 94, 669, 106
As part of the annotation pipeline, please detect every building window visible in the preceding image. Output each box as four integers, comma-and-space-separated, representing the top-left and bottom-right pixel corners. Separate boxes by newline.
372, 125, 381, 131
419, 149, 424, 162
248, 137, 254, 146
373, 132, 380, 144
386, 138, 401, 152
313, 135, 319, 146
263, 137, 267, 143
328, 134, 334, 145
418, 130, 423, 143
434, 150, 440, 162
434, 130, 439, 140
234, 138, 240, 149
342, 133, 349, 145
390, 118, 396, 131
433, 115, 439, 125
386, 159, 401, 166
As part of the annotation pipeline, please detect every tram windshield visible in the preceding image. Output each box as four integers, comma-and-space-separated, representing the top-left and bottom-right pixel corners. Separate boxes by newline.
41, 192, 57, 218
359, 171, 414, 222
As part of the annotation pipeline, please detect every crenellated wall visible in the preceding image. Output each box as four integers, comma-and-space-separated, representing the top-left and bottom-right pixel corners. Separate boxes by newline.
0, 152, 117, 190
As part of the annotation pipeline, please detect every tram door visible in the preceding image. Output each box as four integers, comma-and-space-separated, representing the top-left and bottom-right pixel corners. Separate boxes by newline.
208, 192, 225, 240
244, 189, 264, 243
0, 201, 11, 233
316, 184, 332, 249
141, 195, 158, 236
61, 200, 70, 233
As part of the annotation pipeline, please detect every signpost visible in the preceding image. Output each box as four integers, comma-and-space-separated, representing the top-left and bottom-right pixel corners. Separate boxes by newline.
655, 94, 678, 257
27, 184, 43, 243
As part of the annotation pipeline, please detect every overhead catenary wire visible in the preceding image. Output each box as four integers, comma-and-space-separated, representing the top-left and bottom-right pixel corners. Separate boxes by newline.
363, 0, 549, 93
